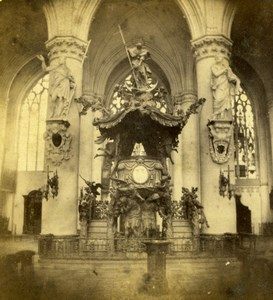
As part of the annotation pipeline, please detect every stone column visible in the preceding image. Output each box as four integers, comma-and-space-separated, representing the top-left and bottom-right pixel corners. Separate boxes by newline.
268, 103, 273, 186
191, 36, 236, 234
41, 37, 89, 235
181, 92, 200, 191
172, 92, 200, 201
91, 109, 104, 185
172, 95, 183, 201
0, 99, 8, 187
261, 102, 273, 221
141, 240, 171, 296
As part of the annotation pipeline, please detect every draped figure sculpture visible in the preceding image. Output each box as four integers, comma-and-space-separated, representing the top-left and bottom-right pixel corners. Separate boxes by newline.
37, 55, 76, 118
127, 43, 152, 90
211, 55, 241, 119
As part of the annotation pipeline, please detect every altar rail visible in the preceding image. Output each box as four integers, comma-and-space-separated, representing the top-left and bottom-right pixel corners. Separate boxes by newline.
38, 233, 256, 259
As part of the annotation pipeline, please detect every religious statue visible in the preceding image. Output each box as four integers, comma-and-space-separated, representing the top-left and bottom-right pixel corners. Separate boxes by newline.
141, 194, 158, 238
157, 186, 173, 239
181, 187, 209, 236
157, 134, 177, 175
78, 176, 103, 227
123, 197, 142, 238
127, 43, 152, 90
211, 55, 241, 119
79, 175, 103, 198
37, 55, 76, 118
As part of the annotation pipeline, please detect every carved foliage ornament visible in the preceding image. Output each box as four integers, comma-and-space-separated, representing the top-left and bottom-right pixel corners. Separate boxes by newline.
44, 120, 72, 166
207, 119, 233, 164
74, 96, 110, 116
46, 37, 89, 62
191, 36, 232, 60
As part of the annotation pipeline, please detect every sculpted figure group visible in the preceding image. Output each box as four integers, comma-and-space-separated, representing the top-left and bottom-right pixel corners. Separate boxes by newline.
108, 179, 173, 239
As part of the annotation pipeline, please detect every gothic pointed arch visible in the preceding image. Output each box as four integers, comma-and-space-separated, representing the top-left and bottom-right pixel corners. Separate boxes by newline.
18, 74, 49, 171
175, 0, 205, 38
43, 0, 101, 40
175, 0, 237, 39
0, 0, 48, 190
1, 58, 47, 191
84, 0, 194, 102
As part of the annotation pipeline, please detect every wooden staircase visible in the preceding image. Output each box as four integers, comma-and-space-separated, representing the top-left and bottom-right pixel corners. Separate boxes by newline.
87, 220, 108, 239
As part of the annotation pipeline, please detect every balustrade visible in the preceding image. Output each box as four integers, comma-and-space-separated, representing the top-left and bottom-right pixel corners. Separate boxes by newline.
38, 233, 256, 259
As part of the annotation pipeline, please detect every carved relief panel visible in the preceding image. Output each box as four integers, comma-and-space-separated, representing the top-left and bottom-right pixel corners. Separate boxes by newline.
207, 119, 233, 164
44, 120, 72, 166
116, 158, 164, 188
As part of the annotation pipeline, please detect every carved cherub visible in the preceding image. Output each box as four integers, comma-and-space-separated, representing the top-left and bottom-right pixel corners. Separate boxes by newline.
79, 175, 103, 198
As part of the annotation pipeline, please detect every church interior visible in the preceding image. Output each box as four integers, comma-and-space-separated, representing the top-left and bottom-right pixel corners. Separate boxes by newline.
1, 0, 273, 299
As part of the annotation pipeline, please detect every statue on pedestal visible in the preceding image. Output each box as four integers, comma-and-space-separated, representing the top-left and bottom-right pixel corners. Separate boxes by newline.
180, 187, 209, 236
127, 43, 152, 90
141, 195, 158, 238
211, 55, 241, 120
37, 55, 76, 118
123, 197, 142, 238
78, 177, 103, 237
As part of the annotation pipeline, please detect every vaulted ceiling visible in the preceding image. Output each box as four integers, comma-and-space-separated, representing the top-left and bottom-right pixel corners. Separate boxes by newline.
231, 0, 273, 105
0, 0, 48, 100
84, 0, 193, 99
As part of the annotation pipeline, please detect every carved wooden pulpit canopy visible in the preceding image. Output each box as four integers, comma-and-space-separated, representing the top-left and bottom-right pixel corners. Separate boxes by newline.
87, 43, 206, 240
92, 95, 205, 240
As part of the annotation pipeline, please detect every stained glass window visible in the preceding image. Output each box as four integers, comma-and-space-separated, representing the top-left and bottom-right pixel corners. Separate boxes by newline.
233, 89, 256, 179
110, 74, 169, 114
18, 75, 49, 171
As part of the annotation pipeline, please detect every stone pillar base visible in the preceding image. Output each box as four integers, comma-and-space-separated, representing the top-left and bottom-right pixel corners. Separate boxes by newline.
140, 240, 171, 296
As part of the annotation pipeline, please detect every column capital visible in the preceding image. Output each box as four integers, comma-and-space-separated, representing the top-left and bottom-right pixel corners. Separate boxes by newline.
181, 92, 198, 106
174, 91, 197, 109
46, 36, 89, 63
191, 35, 233, 62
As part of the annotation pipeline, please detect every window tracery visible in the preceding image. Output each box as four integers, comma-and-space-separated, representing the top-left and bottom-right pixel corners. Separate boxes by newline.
233, 89, 256, 179
18, 75, 49, 171
109, 74, 169, 114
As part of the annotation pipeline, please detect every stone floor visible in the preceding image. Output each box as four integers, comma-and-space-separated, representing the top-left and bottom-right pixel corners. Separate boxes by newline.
0, 236, 273, 300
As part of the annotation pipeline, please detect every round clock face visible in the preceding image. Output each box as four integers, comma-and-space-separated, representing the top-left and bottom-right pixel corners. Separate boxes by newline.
132, 165, 149, 184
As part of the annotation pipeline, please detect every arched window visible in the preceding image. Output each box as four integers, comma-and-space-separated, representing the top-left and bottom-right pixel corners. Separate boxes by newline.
18, 75, 49, 171
233, 89, 256, 179
109, 74, 170, 114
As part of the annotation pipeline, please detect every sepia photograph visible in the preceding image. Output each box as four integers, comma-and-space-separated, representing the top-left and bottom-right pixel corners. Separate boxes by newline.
0, 0, 273, 299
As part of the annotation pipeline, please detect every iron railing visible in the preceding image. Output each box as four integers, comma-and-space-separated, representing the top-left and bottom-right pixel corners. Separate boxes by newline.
38, 233, 256, 259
